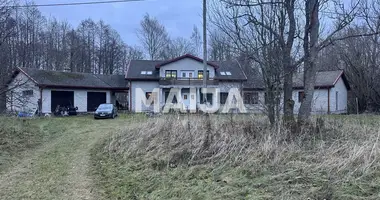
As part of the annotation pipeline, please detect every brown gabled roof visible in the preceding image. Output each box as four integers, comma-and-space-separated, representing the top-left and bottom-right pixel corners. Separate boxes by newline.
11, 67, 128, 90
155, 54, 219, 69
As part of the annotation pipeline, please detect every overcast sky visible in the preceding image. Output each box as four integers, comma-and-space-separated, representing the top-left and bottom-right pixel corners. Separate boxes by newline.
35, 0, 203, 46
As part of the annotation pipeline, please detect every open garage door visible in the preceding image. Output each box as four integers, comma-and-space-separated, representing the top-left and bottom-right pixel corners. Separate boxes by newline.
87, 92, 107, 112
51, 91, 74, 112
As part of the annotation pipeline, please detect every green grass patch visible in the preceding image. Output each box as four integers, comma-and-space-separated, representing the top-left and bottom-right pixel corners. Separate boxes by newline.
0, 117, 65, 171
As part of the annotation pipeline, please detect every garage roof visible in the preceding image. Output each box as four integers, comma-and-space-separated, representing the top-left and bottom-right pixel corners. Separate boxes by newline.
12, 67, 128, 90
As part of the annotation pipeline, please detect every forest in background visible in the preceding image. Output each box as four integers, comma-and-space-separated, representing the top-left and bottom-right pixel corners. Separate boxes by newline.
1, 0, 380, 117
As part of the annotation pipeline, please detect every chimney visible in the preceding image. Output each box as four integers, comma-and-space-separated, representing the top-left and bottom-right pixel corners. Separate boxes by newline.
63, 67, 71, 72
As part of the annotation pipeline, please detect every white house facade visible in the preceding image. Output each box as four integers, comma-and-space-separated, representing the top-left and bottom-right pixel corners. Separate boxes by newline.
6, 54, 350, 115
243, 70, 350, 114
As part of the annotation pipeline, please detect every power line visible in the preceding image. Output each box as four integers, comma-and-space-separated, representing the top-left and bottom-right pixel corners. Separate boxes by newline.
6, 0, 144, 8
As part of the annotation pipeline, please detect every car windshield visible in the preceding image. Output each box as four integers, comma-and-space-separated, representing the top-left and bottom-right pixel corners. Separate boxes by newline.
97, 104, 112, 110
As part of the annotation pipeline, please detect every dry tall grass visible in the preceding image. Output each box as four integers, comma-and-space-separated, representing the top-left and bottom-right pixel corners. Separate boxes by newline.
102, 114, 380, 199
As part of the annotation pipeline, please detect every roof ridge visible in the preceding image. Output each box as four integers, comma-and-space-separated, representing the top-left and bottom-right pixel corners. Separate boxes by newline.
22, 67, 99, 75
130, 59, 164, 62
17, 67, 39, 85
93, 74, 112, 87
235, 60, 248, 80
317, 69, 344, 72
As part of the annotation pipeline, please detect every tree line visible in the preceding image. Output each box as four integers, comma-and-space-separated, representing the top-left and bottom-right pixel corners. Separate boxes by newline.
2, 0, 380, 125
0, 1, 206, 80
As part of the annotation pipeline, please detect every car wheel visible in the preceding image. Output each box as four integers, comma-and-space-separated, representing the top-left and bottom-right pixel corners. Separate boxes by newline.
112, 113, 115, 119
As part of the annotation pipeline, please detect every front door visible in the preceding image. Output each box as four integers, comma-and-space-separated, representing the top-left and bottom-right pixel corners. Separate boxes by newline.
182, 93, 190, 110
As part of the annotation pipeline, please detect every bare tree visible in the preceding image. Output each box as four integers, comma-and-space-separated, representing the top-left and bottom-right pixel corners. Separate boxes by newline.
298, 0, 380, 124
319, 0, 380, 113
210, 0, 298, 125
190, 25, 202, 56
298, 0, 320, 124
137, 13, 169, 60
0, 0, 16, 111
126, 45, 144, 60
160, 37, 195, 59
0, 0, 15, 47
208, 28, 234, 61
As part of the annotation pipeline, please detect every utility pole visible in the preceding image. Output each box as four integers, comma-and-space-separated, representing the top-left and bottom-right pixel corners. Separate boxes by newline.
202, 0, 207, 102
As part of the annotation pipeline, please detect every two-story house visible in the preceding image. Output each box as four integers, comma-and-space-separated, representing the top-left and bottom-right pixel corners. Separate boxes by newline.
126, 54, 248, 112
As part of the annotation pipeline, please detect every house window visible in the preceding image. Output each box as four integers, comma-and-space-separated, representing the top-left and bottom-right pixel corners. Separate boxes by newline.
141, 71, 147, 75
220, 92, 228, 104
220, 72, 226, 75
198, 71, 203, 79
182, 72, 186, 78
146, 71, 152, 75
200, 92, 213, 105
165, 70, 177, 78
165, 92, 177, 103
298, 91, 305, 103
244, 92, 259, 105
189, 72, 193, 78
198, 70, 209, 79
183, 94, 188, 100
226, 71, 232, 75
22, 90, 33, 96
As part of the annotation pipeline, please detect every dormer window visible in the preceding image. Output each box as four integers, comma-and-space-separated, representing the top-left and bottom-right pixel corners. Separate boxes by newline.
146, 71, 152, 75
141, 71, 147, 75
220, 72, 226, 75
226, 71, 232, 75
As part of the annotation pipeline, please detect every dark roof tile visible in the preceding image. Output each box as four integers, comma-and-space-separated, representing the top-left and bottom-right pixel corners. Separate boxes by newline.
293, 70, 345, 88
18, 67, 127, 89
126, 60, 162, 80
244, 70, 348, 89
212, 60, 247, 81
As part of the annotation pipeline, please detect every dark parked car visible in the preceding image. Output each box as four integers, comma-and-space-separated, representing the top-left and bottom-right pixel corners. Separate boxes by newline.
94, 104, 117, 119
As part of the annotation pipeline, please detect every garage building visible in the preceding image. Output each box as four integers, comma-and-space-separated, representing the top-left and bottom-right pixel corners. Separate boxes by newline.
6, 67, 128, 114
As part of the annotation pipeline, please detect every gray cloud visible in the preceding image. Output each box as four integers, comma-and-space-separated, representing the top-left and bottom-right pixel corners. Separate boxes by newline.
36, 0, 202, 45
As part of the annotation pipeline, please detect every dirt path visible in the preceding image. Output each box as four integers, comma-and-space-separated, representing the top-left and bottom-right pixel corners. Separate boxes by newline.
0, 117, 127, 200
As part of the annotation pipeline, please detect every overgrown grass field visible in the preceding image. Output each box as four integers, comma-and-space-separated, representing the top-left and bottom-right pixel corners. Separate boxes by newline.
0, 114, 148, 200
91, 114, 380, 200
0, 117, 66, 171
